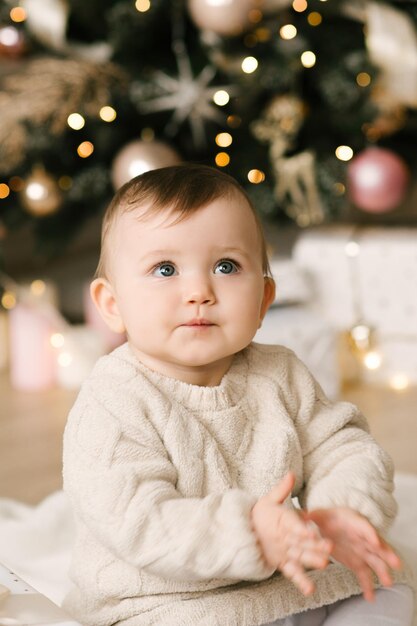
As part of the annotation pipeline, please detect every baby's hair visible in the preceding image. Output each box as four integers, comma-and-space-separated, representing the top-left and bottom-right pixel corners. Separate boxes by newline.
96, 163, 271, 279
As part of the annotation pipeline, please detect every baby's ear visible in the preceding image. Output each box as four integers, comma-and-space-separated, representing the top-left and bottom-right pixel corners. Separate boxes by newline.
90, 278, 125, 334
259, 277, 276, 327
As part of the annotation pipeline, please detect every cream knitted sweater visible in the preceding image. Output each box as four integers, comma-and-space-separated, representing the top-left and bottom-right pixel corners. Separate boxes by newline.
63, 342, 408, 626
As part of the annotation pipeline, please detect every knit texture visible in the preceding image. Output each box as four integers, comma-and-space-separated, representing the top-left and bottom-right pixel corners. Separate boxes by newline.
62, 342, 411, 626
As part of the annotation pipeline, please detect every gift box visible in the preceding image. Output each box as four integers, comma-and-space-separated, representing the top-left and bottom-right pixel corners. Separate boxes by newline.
293, 226, 417, 385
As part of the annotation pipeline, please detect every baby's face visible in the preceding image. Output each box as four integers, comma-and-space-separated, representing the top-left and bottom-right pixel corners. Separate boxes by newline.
105, 193, 274, 385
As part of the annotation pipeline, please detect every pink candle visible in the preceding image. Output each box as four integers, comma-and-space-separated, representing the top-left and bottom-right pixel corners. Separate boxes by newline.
9, 304, 56, 391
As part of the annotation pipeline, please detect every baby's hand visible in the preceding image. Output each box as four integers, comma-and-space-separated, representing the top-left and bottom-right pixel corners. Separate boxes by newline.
251, 473, 332, 596
304, 507, 403, 602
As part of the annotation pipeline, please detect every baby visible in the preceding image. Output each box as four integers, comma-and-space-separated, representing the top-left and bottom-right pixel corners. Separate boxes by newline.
63, 164, 414, 626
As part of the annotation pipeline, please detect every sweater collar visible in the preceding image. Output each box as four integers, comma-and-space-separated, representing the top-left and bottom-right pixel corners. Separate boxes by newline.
120, 343, 249, 411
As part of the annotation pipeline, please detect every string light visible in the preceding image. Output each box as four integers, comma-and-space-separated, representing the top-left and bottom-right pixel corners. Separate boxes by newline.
1, 291, 16, 309
67, 113, 85, 130
99, 106, 117, 122
0, 26, 20, 46
345, 241, 360, 257
301, 51, 316, 68
280, 24, 297, 40
215, 132, 232, 147
255, 27, 271, 42
248, 169, 265, 184
307, 12, 322, 26
30, 279, 46, 296
58, 176, 72, 190
213, 90, 230, 106
248, 9, 262, 23
389, 374, 410, 391
10, 7, 26, 22
241, 56, 258, 74
9, 176, 24, 192
141, 127, 155, 142
227, 115, 241, 128
363, 351, 382, 370
293, 0, 308, 12
135, 0, 150, 12
77, 141, 94, 158
335, 145, 353, 161
50, 333, 65, 348
215, 152, 230, 167
0, 184, 10, 199
333, 182, 345, 196
356, 72, 371, 87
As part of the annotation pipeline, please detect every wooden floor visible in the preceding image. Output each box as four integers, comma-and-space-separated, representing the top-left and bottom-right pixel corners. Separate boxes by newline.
1, 370, 416, 504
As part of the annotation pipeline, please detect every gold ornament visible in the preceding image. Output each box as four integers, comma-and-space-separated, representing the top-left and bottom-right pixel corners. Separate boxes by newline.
252, 95, 325, 226
20, 166, 62, 216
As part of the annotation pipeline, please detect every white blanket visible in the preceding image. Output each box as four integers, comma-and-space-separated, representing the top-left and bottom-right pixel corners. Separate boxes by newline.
0, 474, 415, 616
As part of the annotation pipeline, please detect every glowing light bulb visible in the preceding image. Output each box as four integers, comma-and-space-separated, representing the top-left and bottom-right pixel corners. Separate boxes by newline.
58, 352, 73, 367
77, 141, 94, 158
99, 106, 117, 122
363, 351, 382, 370
293, 0, 307, 12
215, 152, 230, 167
241, 56, 258, 74
248, 169, 265, 184
0, 184, 10, 199
1, 291, 16, 309
335, 145, 353, 161
280, 24, 297, 40
389, 374, 410, 391
345, 241, 360, 257
356, 72, 371, 87
213, 90, 230, 106
307, 12, 322, 26
301, 51, 316, 68
135, 0, 150, 11
215, 132, 232, 147
50, 333, 65, 348
10, 7, 26, 22
67, 113, 85, 130
30, 280, 46, 296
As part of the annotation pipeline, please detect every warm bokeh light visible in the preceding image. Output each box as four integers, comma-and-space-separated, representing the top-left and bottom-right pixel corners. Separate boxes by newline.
333, 182, 346, 196
215, 132, 233, 147
77, 141, 94, 158
301, 51, 316, 68
307, 12, 322, 26
67, 113, 85, 130
248, 169, 265, 184
356, 72, 371, 87
345, 241, 360, 257
9, 176, 24, 192
10, 6, 26, 22
280, 24, 297, 40
135, 0, 150, 12
0, 184, 10, 199
58, 176, 73, 190
141, 127, 155, 142
30, 279, 46, 296
293, 0, 308, 12
335, 145, 353, 161
215, 152, 230, 167
363, 351, 382, 370
1, 291, 16, 310
248, 9, 262, 23
227, 115, 241, 128
255, 27, 271, 42
389, 374, 410, 391
50, 333, 65, 349
99, 106, 117, 122
241, 56, 258, 74
213, 90, 230, 106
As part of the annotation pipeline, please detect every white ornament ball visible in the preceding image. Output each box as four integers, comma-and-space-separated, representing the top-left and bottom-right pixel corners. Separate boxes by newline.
21, 166, 62, 216
187, 0, 255, 37
111, 140, 181, 189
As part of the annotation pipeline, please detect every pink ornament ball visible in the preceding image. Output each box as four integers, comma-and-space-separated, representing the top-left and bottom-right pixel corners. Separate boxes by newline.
347, 147, 409, 214
111, 140, 181, 190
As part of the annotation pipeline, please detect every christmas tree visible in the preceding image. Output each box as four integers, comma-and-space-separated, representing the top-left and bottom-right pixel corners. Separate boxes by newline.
1, 0, 417, 263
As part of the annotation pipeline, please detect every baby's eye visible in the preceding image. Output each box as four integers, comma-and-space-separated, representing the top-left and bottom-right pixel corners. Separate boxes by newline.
153, 263, 177, 277
214, 259, 240, 275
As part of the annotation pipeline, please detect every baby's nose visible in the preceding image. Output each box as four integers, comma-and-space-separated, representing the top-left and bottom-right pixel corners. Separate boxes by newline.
184, 276, 216, 305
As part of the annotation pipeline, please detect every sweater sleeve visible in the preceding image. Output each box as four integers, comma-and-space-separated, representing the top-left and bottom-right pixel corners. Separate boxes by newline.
285, 353, 397, 533
63, 387, 273, 584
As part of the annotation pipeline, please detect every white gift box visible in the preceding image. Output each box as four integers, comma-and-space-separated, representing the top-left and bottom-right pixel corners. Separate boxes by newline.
294, 226, 417, 384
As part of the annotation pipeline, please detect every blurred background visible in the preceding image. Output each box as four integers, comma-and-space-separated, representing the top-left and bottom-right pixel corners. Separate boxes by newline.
0, 0, 417, 503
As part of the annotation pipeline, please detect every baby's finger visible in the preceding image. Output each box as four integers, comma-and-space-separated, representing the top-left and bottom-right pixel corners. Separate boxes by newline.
281, 560, 315, 596
354, 563, 375, 602
364, 550, 395, 587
